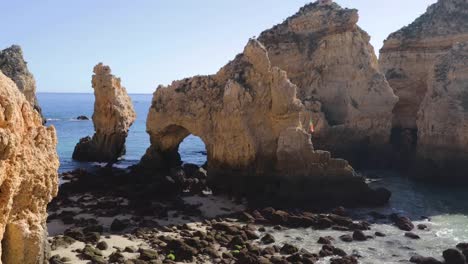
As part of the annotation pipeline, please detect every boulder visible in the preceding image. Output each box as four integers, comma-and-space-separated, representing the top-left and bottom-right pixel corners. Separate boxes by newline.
0, 71, 59, 262
73, 63, 136, 162
0, 45, 44, 122
258, 2, 398, 166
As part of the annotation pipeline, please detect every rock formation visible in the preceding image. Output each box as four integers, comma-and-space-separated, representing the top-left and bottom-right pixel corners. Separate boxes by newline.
416, 43, 468, 178
72, 63, 136, 162
257, 2, 398, 166
0, 45, 44, 123
0, 71, 59, 263
141, 39, 390, 206
380, 0, 468, 175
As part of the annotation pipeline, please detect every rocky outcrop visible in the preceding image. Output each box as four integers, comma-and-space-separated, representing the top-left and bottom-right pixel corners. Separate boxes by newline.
72, 63, 136, 162
258, 2, 398, 166
141, 39, 390, 207
0, 71, 59, 263
0, 45, 44, 123
416, 43, 468, 178
380, 0, 468, 175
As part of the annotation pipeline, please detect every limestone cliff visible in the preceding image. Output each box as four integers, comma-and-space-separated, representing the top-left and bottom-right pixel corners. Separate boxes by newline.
416, 43, 468, 178
141, 40, 389, 206
0, 71, 59, 263
0, 45, 44, 123
258, 2, 398, 166
73, 63, 136, 162
380, 0, 468, 159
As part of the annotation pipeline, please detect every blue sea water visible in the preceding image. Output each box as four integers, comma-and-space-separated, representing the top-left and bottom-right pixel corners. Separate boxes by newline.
37, 93, 206, 172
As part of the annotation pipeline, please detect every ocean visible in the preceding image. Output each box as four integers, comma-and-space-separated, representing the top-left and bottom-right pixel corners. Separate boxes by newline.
37, 93, 207, 172
39, 92, 468, 262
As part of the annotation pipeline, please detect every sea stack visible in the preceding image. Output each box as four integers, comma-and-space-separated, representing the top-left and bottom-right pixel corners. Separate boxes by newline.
0, 45, 45, 123
257, 1, 398, 167
380, 0, 468, 178
141, 39, 390, 207
0, 71, 59, 263
72, 63, 136, 162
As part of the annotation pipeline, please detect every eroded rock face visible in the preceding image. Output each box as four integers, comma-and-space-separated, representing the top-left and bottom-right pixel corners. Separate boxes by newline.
416, 43, 468, 178
258, 2, 398, 166
73, 63, 136, 162
0, 71, 59, 263
380, 0, 468, 172
0, 45, 44, 122
142, 40, 389, 207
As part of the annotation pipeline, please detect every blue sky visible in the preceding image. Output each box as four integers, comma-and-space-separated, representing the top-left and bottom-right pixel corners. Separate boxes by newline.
1, 0, 436, 93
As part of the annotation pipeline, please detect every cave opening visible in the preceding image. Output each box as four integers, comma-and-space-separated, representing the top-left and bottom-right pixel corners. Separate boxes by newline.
178, 134, 207, 167
390, 126, 418, 167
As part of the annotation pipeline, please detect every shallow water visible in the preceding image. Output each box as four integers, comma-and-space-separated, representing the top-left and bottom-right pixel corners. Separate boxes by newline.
271, 171, 468, 263
37, 93, 207, 172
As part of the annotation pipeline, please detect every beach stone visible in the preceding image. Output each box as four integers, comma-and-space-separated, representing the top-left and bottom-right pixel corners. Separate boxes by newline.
81, 245, 106, 264
443, 248, 466, 264
109, 252, 126, 262
96, 241, 109, 250
405, 232, 421, 239
84, 232, 101, 243
49, 255, 65, 264
391, 215, 414, 231
261, 234, 275, 244
352, 230, 367, 241
375, 232, 386, 237
139, 248, 159, 260
280, 244, 299, 255
51, 236, 76, 250
339, 234, 353, 242
317, 236, 334, 244
417, 224, 428, 230
330, 256, 358, 264
410, 255, 443, 264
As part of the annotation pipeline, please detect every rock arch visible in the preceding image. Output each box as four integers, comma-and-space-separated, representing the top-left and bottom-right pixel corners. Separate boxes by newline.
140, 40, 389, 206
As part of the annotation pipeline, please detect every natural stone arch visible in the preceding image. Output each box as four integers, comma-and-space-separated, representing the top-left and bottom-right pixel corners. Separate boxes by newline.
138, 40, 391, 207
142, 124, 211, 169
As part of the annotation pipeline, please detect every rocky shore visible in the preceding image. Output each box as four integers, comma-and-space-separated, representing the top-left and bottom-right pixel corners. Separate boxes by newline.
47, 167, 466, 264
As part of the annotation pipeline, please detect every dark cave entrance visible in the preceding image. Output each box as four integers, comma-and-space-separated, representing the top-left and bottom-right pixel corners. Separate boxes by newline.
390, 126, 418, 167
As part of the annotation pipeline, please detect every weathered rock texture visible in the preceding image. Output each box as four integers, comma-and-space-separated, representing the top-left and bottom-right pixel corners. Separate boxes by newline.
416, 43, 468, 178
141, 40, 389, 206
258, 2, 398, 166
380, 0, 468, 175
0, 45, 44, 123
73, 63, 136, 162
0, 71, 59, 263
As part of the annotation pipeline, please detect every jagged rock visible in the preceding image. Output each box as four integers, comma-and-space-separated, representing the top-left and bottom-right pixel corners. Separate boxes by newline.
0, 45, 44, 122
0, 71, 59, 263
258, 2, 397, 166
141, 39, 389, 207
380, 0, 468, 172
73, 63, 136, 162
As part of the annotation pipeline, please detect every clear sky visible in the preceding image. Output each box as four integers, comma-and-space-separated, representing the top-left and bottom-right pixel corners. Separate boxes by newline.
1, 0, 436, 94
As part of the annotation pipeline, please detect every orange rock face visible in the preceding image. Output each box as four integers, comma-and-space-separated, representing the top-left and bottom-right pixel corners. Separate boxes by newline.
0, 71, 59, 264
258, 2, 397, 165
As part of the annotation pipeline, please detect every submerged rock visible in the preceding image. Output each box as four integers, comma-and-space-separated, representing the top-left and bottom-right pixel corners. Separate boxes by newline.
141, 39, 389, 207
0, 71, 59, 263
73, 63, 136, 162
0, 45, 45, 123
258, 2, 398, 166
